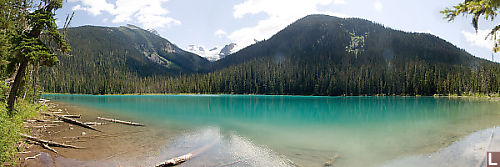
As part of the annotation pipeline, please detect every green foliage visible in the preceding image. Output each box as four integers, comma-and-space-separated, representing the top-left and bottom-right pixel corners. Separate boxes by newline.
11, 34, 58, 66
441, 0, 500, 52
0, 99, 42, 166
0, 81, 8, 101
3, 0, 70, 114
0, 35, 10, 78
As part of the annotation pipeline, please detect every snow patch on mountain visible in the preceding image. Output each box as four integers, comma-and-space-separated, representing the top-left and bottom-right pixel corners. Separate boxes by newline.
186, 43, 237, 61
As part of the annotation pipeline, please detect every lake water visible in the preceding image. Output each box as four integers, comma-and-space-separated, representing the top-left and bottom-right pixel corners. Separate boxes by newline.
42, 94, 500, 167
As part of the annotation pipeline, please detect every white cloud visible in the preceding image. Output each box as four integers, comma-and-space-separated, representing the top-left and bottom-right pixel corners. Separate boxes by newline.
70, 0, 180, 29
229, 0, 347, 51
374, 1, 383, 12
333, 0, 346, 5
462, 29, 498, 50
215, 29, 228, 38
69, 0, 115, 16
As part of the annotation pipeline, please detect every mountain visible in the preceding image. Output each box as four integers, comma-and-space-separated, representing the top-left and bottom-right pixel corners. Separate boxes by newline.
41, 15, 500, 95
40, 24, 210, 93
196, 14, 500, 95
186, 43, 237, 61
214, 15, 478, 69
65, 24, 209, 73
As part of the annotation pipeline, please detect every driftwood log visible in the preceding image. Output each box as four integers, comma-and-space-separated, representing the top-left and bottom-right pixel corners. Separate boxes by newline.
21, 133, 83, 149
324, 153, 339, 166
155, 140, 216, 167
84, 122, 105, 126
40, 143, 58, 153
156, 153, 193, 167
97, 117, 144, 126
42, 112, 100, 131
24, 153, 40, 160
25, 124, 60, 128
59, 114, 81, 118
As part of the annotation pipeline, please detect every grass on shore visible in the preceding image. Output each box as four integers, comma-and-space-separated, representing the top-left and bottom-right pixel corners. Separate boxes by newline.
0, 80, 45, 166
0, 100, 44, 166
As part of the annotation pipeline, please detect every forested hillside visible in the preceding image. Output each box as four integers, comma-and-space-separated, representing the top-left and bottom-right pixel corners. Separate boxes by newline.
40, 15, 500, 95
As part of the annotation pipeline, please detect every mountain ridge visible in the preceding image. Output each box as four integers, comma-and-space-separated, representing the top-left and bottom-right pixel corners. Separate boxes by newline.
214, 14, 480, 69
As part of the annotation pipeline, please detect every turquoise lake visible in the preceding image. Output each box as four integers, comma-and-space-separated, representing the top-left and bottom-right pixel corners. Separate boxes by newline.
42, 94, 500, 167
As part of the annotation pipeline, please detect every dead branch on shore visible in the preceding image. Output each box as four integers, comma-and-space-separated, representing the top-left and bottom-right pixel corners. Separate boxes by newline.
40, 143, 57, 153
324, 153, 339, 166
24, 153, 40, 160
18, 151, 31, 154
59, 114, 81, 118
42, 112, 100, 131
97, 117, 145, 126
156, 153, 193, 167
20, 133, 84, 149
25, 124, 60, 128
27, 119, 64, 123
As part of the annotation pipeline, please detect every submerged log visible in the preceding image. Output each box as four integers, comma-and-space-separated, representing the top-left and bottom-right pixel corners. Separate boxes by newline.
20, 134, 83, 149
97, 117, 145, 126
42, 112, 100, 131
155, 140, 216, 167
156, 153, 193, 167
84, 122, 105, 126
324, 153, 339, 166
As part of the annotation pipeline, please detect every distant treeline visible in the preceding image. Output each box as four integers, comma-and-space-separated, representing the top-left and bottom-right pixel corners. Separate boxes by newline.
40, 55, 500, 96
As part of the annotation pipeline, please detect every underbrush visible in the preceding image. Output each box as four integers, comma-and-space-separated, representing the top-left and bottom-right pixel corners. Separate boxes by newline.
0, 81, 44, 166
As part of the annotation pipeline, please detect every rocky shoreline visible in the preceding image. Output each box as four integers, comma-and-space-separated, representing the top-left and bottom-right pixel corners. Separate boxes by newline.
16, 101, 171, 167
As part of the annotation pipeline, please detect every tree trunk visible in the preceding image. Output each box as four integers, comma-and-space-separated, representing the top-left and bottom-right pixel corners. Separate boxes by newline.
7, 60, 28, 116
23, 64, 33, 100
32, 64, 39, 104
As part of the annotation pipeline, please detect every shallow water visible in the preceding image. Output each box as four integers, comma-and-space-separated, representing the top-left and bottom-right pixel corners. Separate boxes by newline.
42, 95, 500, 167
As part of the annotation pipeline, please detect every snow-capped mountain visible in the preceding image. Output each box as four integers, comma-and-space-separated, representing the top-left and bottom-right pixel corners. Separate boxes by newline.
219, 43, 237, 59
186, 43, 237, 61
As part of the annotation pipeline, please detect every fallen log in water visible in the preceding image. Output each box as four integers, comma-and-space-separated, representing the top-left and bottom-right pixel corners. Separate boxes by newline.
84, 122, 105, 126
42, 112, 100, 131
97, 117, 145, 126
156, 153, 193, 167
20, 134, 83, 149
324, 153, 339, 166
155, 140, 216, 167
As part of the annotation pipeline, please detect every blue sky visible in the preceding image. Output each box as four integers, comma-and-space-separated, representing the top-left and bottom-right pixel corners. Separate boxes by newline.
56, 0, 500, 62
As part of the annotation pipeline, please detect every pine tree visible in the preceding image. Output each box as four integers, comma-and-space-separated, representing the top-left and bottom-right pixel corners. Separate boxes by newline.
5, 0, 70, 116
